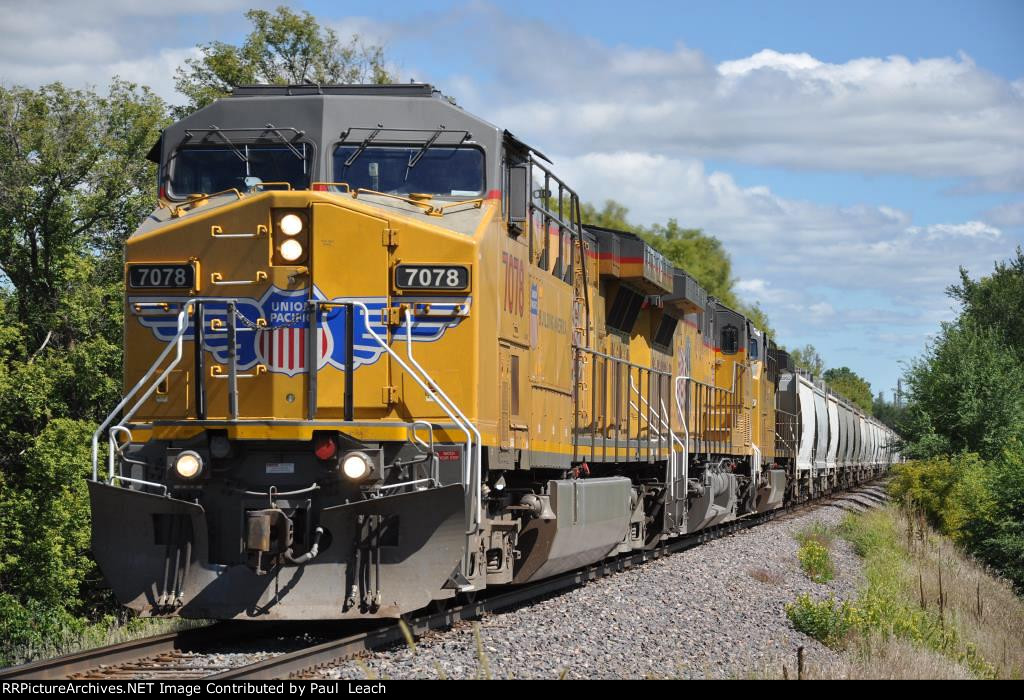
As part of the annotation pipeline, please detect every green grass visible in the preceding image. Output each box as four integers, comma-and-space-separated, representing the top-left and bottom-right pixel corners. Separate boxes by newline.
786, 594, 857, 648
794, 521, 835, 584
797, 540, 835, 583
1, 614, 209, 668
785, 506, 1008, 679
796, 521, 835, 548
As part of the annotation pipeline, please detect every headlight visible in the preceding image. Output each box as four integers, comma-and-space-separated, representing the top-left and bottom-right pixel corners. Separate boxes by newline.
342, 452, 372, 480
174, 450, 203, 479
279, 238, 304, 262
279, 213, 303, 236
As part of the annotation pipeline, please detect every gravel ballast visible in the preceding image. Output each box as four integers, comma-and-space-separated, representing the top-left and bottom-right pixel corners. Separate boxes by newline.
318, 492, 882, 680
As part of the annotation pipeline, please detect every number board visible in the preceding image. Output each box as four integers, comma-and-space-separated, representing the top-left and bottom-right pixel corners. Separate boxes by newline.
395, 265, 470, 291
127, 263, 196, 290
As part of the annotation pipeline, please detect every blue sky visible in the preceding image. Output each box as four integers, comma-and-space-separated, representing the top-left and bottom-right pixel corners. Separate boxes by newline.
2, 0, 1022, 400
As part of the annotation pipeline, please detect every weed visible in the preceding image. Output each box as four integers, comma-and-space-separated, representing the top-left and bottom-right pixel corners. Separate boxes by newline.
786, 594, 858, 648
749, 567, 785, 585
798, 539, 835, 583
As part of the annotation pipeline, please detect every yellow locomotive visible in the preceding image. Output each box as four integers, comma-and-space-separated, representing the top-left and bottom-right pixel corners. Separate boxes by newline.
89, 84, 898, 619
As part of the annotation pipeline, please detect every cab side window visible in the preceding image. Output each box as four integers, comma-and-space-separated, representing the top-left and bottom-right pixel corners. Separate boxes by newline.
721, 324, 739, 354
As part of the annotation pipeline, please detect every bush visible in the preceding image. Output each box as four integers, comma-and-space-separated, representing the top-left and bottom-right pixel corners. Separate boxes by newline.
0, 594, 85, 666
0, 418, 111, 661
829, 508, 1002, 678
798, 540, 835, 583
786, 594, 858, 648
965, 444, 1024, 589
889, 453, 988, 534
888, 444, 1024, 591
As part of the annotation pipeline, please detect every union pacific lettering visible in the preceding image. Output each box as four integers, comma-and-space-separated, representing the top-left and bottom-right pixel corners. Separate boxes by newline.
270, 299, 310, 325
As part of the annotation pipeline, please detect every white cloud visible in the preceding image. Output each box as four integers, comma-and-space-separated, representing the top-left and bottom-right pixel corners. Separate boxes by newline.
0, 1, 273, 101
1, 48, 201, 103
549, 149, 1016, 346
2, 1, 1020, 391
399, 6, 1024, 193
907, 221, 1002, 240
736, 278, 791, 305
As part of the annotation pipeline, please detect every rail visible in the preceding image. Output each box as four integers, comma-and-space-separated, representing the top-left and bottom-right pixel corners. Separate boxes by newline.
573, 346, 672, 464
528, 157, 588, 298
401, 309, 482, 570
674, 375, 690, 506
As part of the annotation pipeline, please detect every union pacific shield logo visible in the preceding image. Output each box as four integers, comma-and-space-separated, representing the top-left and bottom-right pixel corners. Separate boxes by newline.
255, 287, 333, 377
132, 286, 469, 376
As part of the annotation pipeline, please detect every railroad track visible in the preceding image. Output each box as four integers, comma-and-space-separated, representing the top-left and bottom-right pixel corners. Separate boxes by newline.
0, 624, 240, 681
0, 479, 888, 681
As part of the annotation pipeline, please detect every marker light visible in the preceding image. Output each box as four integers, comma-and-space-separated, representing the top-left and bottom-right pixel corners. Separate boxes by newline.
314, 434, 337, 461
279, 238, 304, 262
174, 451, 203, 479
342, 452, 372, 480
279, 213, 304, 236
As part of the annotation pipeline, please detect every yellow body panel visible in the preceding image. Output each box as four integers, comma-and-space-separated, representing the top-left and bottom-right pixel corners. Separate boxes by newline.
123, 187, 760, 466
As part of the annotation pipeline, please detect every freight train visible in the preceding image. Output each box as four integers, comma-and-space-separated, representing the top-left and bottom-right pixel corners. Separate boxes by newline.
88, 84, 899, 619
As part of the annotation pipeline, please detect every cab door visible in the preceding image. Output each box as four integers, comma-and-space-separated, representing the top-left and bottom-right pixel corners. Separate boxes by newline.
310, 202, 392, 418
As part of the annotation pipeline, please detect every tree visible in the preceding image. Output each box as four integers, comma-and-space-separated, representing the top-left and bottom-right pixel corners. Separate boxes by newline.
948, 247, 1024, 360
174, 6, 394, 116
872, 393, 906, 432
902, 248, 1024, 460
894, 249, 1024, 590
643, 219, 735, 303
0, 81, 167, 351
579, 199, 775, 336
789, 343, 825, 377
740, 301, 774, 336
904, 320, 1024, 460
580, 199, 634, 232
0, 81, 167, 661
823, 366, 873, 414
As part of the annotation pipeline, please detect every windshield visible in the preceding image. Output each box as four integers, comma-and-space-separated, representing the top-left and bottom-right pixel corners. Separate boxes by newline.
333, 146, 484, 196
169, 144, 311, 196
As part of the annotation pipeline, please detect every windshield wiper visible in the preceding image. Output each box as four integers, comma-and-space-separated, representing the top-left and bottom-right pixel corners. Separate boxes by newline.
182, 125, 307, 162
343, 126, 383, 167
198, 125, 248, 163
341, 126, 473, 173
264, 123, 306, 161
407, 128, 443, 170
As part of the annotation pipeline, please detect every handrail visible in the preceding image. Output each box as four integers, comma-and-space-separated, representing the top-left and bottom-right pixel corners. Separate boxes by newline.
93, 295, 480, 585
662, 396, 684, 532
674, 375, 690, 505
401, 308, 481, 536
92, 298, 200, 481
581, 346, 672, 377
211, 224, 268, 239
629, 375, 669, 440
431, 199, 484, 216
210, 271, 267, 286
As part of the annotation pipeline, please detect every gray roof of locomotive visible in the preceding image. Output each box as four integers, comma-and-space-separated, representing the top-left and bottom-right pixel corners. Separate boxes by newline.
153, 84, 506, 197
